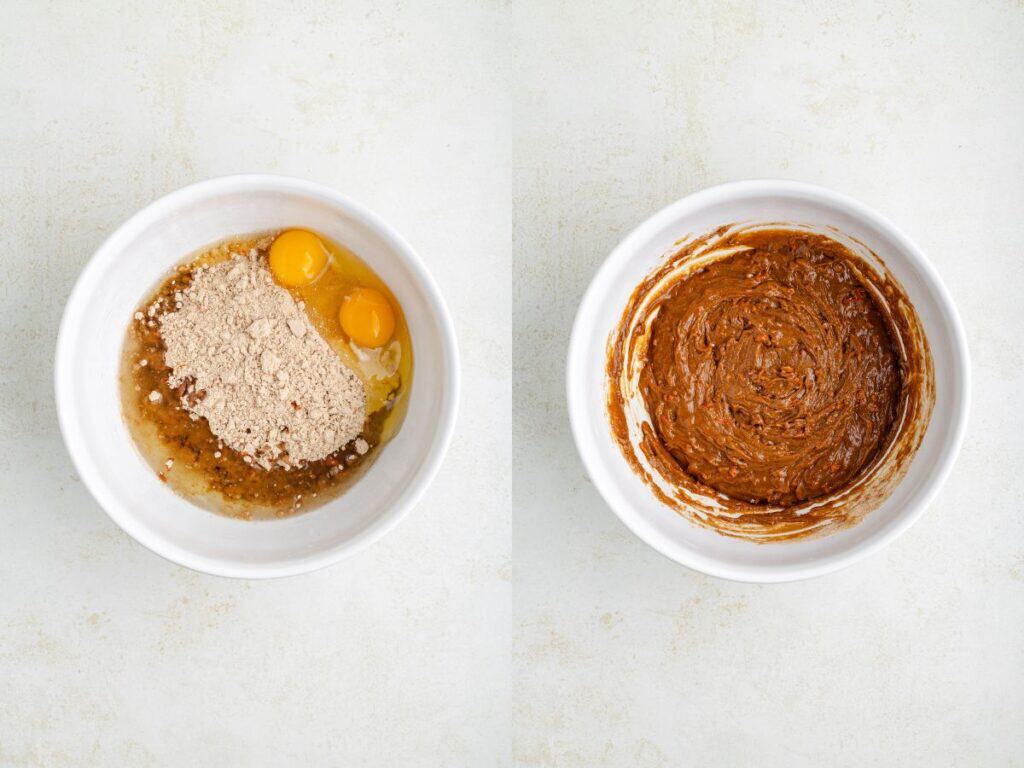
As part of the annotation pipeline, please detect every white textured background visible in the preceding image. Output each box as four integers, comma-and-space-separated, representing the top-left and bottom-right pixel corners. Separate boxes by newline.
2, 1, 1022, 766
0, 2, 511, 766
511, 1, 1023, 766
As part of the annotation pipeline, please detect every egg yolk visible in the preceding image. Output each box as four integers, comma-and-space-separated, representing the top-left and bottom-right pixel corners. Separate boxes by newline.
269, 229, 327, 287
340, 287, 396, 348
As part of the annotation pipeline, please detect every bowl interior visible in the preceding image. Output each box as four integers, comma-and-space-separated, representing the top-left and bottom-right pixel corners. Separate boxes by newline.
568, 182, 968, 581
56, 178, 457, 577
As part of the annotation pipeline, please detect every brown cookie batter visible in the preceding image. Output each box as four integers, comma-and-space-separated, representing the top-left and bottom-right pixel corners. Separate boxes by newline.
607, 225, 934, 541
642, 230, 901, 505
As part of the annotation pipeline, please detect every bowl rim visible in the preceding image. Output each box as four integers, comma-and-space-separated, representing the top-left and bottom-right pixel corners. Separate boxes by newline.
566, 179, 971, 583
54, 173, 461, 579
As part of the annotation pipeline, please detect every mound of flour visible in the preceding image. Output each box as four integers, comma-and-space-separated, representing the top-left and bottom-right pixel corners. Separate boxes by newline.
158, 254, 365, 468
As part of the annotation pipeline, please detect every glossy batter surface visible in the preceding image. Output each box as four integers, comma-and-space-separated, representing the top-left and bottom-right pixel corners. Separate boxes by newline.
606, 223, 937, 542
640, 230, 902, 505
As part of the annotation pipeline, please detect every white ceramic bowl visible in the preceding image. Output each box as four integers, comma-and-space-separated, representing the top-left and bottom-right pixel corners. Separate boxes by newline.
55, 175, 460, 578
567, 180, 969, 582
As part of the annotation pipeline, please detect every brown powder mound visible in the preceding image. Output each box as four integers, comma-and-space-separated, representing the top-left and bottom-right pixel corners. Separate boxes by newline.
158, 254, 365, 468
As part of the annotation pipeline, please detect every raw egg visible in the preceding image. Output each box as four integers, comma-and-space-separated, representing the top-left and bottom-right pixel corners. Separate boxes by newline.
269, 229, 327, 287
340, 287, 395, 348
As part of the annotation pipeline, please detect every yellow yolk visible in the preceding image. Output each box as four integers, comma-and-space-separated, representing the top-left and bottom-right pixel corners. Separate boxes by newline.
340, 287, 396, 348
269, 229, 327, 287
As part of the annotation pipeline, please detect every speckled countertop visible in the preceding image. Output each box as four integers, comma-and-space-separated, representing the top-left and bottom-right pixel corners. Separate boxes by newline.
1, 1, 1021, 766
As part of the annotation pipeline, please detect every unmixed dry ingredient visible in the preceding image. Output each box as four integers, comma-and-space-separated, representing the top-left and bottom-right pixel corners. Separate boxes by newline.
158, 253, 366, 468
121, 230, 411, 519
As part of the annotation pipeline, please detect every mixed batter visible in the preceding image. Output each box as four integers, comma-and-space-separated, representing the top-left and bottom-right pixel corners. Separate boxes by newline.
643, 230, 901, 505
608, 226, 933, 540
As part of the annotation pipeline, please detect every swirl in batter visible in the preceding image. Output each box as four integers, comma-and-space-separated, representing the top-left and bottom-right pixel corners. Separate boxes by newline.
608, 226, 933, 540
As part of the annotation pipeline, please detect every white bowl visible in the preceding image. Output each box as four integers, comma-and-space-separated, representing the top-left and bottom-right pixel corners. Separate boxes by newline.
55, 175, 460, 578
567, 180, 969, 582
